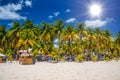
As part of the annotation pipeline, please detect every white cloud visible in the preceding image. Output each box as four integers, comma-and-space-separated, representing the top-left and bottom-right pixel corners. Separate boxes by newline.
48, 15, 53, 19
65, 9, 70, 12
85, 19, 107, 28
66, 18, 76, 23
53, 12, 60, 17
1, 3, 22, 11
48, 11, 60, 19
0, 11, 26, 20
0, 3, 26, 20
25, 0, 32, 7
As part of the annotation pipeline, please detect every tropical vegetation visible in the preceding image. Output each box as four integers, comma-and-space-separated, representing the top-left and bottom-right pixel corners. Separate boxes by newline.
0, 19, 120, 62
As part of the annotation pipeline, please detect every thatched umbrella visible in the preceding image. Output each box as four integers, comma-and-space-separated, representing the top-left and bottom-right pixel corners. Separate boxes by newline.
20, 52, 33, 57
19, 52, 34, 65
20, 52, 31, 57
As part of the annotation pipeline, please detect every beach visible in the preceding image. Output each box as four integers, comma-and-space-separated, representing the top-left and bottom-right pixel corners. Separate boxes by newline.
0, 61, 120, 80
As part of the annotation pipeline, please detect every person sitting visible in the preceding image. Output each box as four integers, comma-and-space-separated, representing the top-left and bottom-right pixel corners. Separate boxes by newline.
3, 56, 7, 62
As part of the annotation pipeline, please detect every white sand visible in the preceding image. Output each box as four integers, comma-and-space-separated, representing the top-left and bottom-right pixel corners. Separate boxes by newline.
0, 61, 120, 80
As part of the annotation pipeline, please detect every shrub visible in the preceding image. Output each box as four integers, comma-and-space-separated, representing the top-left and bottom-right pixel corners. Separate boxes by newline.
60, 57, 65, 61
75, 54, 85, 62
104, 57, 110, 62
91, 55, 98, 62
113, 57, 119, 61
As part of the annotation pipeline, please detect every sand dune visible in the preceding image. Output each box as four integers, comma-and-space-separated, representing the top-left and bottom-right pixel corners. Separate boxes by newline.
0, 61, 120, 80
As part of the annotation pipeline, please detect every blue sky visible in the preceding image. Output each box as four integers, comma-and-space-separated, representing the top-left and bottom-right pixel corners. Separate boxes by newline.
0, 0, 120, 34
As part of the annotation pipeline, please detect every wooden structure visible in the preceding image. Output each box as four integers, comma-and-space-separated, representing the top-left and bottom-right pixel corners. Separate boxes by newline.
0, 54, 5, 63
19, 52, 35, 65
0, 56, 3, 62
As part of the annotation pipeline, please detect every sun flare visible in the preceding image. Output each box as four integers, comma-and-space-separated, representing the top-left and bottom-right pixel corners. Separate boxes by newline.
89, 4, 102, 17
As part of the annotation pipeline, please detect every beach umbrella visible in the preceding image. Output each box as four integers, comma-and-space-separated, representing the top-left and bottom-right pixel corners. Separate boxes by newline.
20, 52, 33, 57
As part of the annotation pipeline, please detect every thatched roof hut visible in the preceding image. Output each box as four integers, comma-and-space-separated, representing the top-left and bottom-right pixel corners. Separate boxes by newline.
20, 52, 33, 57
19, 52, 35, 65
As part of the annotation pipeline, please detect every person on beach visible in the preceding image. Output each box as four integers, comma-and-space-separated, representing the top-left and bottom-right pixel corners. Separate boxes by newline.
3, 55, 7, 62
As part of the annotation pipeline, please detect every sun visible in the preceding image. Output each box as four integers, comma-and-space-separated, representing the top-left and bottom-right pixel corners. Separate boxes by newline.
89, 4, 102, 17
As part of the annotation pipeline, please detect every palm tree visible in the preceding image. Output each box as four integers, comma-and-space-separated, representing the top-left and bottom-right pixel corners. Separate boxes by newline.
0, 19, 120, 61
8, 22, 21, 57
76, 23, 85, 41
115, 31, 120, 57
75, 23, 86, 53
62, 25, 77, 54
94, 28, 105, 54
102, 30, 112, 52
40, 22, 55, 43
84, 27, 95, 53
0, 25, 7, 54
53, 20, 64, 51
31, 40, 46, 58
40, 22, 56, 54
116, 31, 120, 45
21, 20, 39, 52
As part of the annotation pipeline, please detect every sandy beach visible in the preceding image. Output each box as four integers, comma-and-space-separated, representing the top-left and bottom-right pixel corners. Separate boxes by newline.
0, 61, 120, 80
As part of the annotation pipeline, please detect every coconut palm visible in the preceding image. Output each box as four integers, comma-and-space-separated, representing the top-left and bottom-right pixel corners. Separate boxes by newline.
31, 40, 46, 59
0, 25, 7, 54
7, 22, 21, 55
0, 20, 120, 62
76, 23, 85, 41
84, 27, 95, 53
94, 28, 105, 54
115, 31, 120, 58
40, 22, 55, 43
53, 20, 64, 51
20, 20, 39, 52
62, 25, 77, 54
116, 32, 120, 45
40, 22, 56, 55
